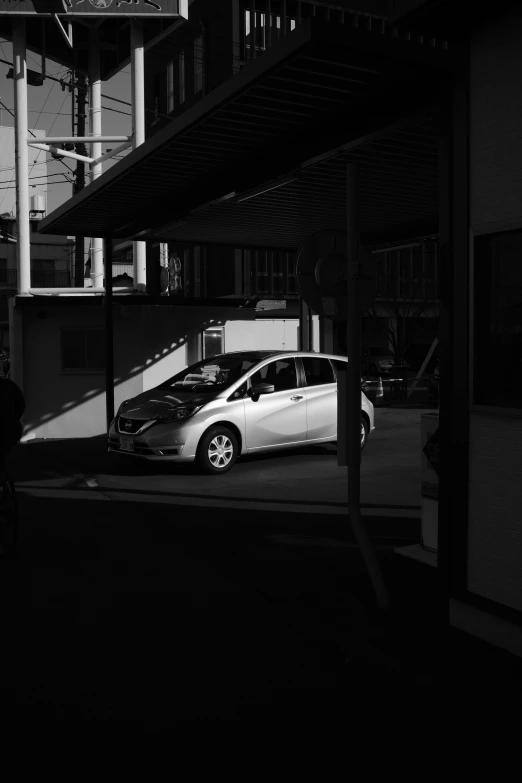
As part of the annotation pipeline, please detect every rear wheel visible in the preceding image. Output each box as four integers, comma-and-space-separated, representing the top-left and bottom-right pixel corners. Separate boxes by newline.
333, 417, 369, 451
360, 418, 369, 450
197, 426, 238, 475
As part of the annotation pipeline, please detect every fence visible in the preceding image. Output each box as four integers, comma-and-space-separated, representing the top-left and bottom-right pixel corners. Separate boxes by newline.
0, 270, 72, 288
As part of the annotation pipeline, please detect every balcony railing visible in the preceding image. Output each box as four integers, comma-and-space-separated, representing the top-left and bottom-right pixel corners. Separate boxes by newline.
0, 270, 72, 288
239, 0, 448, 66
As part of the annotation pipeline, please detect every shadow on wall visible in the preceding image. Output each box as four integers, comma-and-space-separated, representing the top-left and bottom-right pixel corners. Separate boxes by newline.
18, 302, 254, 439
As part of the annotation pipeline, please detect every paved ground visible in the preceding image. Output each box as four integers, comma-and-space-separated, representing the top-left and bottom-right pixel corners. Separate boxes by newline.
17, 407, 426, 519
2, 406, 521, 729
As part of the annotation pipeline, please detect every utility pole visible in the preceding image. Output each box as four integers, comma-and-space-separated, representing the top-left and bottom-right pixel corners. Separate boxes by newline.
73, 71, 87, 287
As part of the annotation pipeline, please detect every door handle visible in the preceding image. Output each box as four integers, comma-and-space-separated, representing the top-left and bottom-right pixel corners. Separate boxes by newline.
290, 394, 303, 401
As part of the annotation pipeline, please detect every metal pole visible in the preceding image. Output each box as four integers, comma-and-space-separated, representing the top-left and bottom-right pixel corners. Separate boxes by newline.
13, 18, 31, 296
74, 71, 87, 288
104, 239, 114, 432
308, 305, 313, 351
299, 295, 308, 350
89, 27, 104, 290
250, 0, 256, 59
345, 162, 389, 610
131, 20, 147, 293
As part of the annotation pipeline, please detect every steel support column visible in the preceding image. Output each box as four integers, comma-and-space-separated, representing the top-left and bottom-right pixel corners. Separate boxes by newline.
438, 44, 470, 619
104, 239, 114, 432
345, 162, 388, 610
299, 295, 309, 350
89, 27, 104, 289
13, 18, 30, 296
131, 19, 147, 293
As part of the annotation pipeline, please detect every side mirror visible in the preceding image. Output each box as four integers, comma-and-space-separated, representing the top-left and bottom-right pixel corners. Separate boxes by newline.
252, 382, 275, 396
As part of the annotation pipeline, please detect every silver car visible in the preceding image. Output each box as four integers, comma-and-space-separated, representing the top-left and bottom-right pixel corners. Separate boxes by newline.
108, 351, 375, 474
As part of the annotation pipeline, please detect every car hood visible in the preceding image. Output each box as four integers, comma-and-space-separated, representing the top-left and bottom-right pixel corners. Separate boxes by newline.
118, 389, 213, 420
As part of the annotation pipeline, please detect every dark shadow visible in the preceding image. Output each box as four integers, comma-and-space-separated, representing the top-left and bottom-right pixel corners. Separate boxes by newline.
3, 488, 519, 727
19, 302, 254, 436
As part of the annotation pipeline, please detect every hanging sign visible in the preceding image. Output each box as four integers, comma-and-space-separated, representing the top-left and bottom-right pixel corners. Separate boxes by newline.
0, 0, 187, 17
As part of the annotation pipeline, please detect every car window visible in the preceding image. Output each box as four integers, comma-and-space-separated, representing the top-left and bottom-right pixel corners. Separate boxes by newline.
331, 359, 347, 378
250, 358, 298, 392
301, 357, 335, 386
158, 356, 256, 391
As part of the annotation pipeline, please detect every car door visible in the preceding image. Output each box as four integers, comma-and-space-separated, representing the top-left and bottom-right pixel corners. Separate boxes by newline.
243, 357, 307, 450
300, 356, 337, 440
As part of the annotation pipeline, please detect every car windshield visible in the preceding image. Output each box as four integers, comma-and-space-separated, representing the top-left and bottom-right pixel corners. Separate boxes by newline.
368, 347, 393, 357
157, 355, 258, 392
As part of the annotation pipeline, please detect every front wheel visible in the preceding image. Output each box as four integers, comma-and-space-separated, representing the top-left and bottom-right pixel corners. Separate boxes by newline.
197, 426, 238, 475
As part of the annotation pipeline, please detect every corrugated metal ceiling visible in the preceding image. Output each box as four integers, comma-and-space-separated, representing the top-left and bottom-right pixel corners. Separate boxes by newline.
38, 15, 452, 247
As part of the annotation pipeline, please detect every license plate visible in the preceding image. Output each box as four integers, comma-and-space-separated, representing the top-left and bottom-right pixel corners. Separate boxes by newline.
119, 436, 134, 452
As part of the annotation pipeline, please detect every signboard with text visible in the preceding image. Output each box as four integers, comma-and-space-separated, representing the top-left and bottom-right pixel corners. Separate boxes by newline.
0, 0, 187, 17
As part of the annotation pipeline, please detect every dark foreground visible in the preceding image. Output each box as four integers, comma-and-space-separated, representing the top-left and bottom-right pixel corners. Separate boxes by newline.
1, 439, 520, 731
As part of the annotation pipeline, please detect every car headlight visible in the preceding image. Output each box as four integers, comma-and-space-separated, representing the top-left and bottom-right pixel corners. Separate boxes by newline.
117, 399, 130, 414
154, 405, 203, 423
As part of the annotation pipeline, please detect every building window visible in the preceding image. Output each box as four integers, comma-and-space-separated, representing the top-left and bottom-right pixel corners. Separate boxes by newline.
272, 252, 284, 296
167, 59, 175, 113
287, 253, 297, 295
194, 35, 204, 93
194, 246, 201, 297
183, 248, 190, 296
474, 230, 522, 409
202, 327, 224, 359
61, 328, 105, 373
178, 50, 185, 105
256, 251, 268, 295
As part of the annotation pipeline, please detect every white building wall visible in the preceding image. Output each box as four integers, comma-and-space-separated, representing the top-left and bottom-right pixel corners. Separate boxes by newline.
468, 15, 522, 612
14, 301, 321, 441
467, 414, 522, 612
225, 316, 319, 353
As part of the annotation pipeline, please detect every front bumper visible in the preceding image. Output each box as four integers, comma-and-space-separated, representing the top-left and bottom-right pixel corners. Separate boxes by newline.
107, 415, 202, 462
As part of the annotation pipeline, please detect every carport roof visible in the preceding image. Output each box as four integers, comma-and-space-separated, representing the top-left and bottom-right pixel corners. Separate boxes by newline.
38, 16, 454, 249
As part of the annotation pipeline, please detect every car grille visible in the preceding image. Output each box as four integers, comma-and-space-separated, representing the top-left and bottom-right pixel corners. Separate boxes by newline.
117, 416, 147, 435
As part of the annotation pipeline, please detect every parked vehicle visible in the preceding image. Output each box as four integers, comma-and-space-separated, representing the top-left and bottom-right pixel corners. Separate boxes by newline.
362, 345, 408, 377
108, 350, 375, 474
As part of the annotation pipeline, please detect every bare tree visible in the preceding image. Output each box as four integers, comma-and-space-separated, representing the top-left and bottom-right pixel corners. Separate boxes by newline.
363, 238, 439, 366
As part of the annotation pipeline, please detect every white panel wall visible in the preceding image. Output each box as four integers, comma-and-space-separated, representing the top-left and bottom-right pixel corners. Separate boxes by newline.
225, 316, 319, 353
467, 414, 522, 612
17, 303, 256, 439
467, 15, 522, 613
470, 14, 522, 233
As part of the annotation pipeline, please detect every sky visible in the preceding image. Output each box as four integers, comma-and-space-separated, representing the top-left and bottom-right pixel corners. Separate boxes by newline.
0, 35, 132, 215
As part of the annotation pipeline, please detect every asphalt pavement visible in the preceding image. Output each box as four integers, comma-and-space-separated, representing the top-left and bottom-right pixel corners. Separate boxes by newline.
2, 406, 521, 729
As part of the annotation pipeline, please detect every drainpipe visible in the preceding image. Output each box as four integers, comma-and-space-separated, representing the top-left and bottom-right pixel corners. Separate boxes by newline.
131, 19, 147, 293
104, 238, 114, 431
88, 27, 104, 290
13, 18, 31, 296
345, 162, 389, 611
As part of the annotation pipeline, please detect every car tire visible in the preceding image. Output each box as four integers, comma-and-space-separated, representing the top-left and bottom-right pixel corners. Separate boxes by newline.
360, 418, 369, 450
197, 426, 238, 475
333, 419, 369, 451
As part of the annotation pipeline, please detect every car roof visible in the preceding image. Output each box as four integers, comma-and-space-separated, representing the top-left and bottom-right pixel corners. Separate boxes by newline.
212, 350, 347, 362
